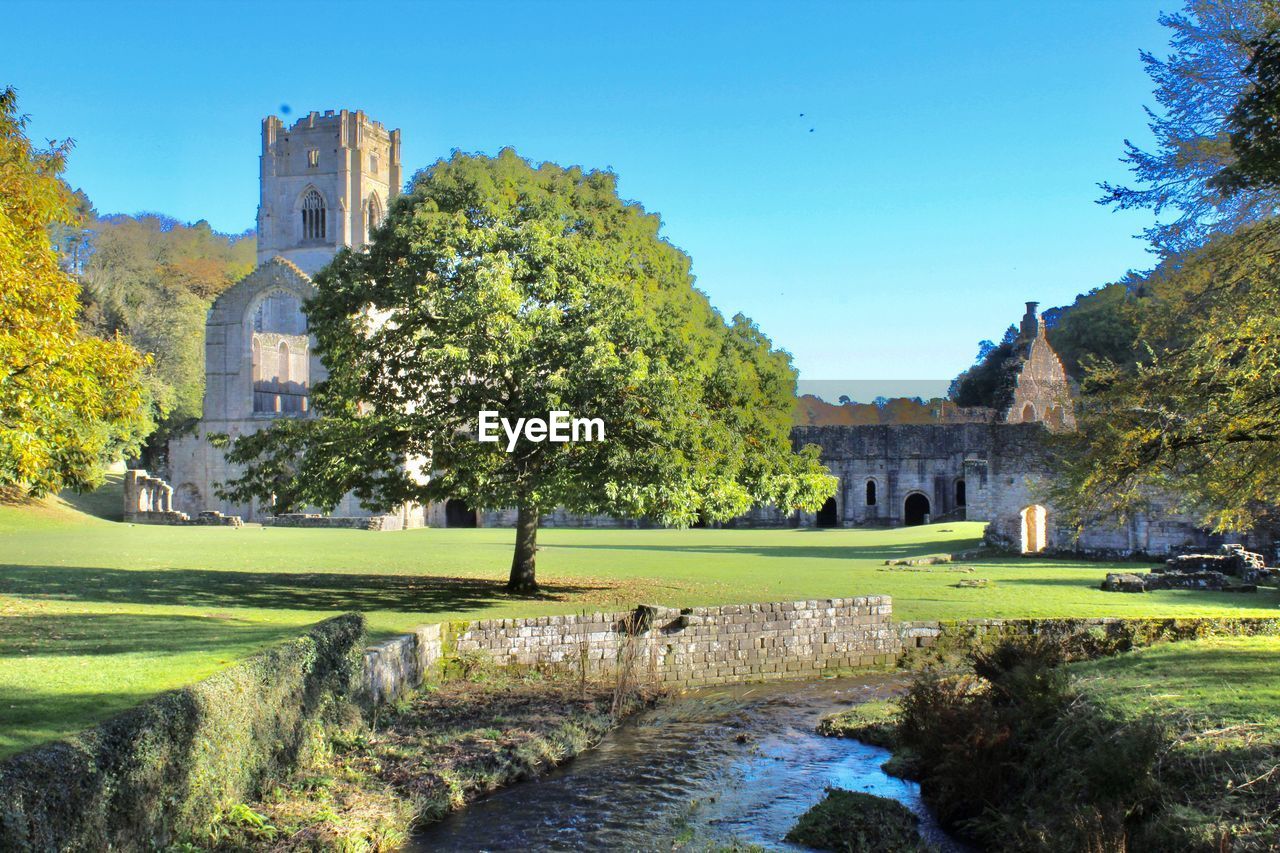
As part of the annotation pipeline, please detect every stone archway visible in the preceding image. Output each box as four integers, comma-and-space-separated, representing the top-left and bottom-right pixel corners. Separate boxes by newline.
816, 497, 838, 528
903, 492, 931, 527
1020, 504, 1047, 553
445, 499, 478, 528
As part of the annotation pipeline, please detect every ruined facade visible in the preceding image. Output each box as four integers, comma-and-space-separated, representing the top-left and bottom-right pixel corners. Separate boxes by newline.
159, 112, 1225, 553
759, 306, 1233, 558
167, 110, 424, 526
1001, 302, 1075, 430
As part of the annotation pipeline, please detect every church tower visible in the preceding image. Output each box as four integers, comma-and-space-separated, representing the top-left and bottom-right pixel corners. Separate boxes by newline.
256, 109, 402, 274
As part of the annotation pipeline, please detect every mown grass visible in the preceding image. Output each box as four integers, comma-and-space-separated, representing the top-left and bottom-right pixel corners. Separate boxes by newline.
1073, 636, 1280, 848
1, 479, 1277, 757
1075, 634, 1280, 724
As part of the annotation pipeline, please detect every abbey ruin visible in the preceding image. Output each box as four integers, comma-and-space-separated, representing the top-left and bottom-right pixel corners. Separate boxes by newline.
152, 109, 1236, 557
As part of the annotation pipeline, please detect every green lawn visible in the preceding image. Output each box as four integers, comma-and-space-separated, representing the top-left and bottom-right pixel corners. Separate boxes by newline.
1075, 634, 1280, 724
1071, 635, 1280, 846
1, 483, 1277, 757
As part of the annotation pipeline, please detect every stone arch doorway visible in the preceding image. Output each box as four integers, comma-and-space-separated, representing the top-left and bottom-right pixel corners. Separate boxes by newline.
445, 499, 478, 528
955, 479, 966, 507
1020, 504, 1047, 553
903, 493, 931, 527
816, 497, 838, 528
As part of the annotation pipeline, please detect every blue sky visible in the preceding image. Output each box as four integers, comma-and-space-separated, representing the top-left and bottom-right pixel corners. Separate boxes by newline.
10, 0, 1167, 399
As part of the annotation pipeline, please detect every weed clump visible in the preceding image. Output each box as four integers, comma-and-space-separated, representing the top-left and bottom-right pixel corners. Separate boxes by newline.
785, 788, 929, 853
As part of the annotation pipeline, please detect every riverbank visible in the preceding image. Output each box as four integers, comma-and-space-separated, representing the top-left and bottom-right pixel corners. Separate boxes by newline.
821, 632, 1280, 852
197, 669, 648, 850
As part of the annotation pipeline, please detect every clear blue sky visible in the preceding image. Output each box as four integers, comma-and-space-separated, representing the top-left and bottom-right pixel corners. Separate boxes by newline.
10, 0, 1167, 399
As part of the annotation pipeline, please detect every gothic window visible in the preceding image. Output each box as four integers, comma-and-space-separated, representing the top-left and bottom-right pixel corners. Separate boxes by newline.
278, 341, 291, 384
366, 194, 383, 242
866, 479, 877, 506
1021, 402, 1036, 422
301, 188, 326, 242
369, 153, 379, 172
307, 148, 319, 168
251, 291, 310, 415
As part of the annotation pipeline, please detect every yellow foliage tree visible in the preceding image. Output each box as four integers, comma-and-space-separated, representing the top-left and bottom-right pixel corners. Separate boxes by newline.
0, 87, 151, 496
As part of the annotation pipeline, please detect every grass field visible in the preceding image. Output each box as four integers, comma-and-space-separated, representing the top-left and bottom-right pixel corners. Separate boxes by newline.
1, 479, 1277, 757
1072, 635, 1280, 846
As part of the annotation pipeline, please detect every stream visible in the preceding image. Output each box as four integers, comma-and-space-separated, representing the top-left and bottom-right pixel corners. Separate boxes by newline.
410, 674, 964, 852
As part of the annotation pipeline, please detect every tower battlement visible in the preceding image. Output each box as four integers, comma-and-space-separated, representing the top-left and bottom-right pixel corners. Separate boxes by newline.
256, 108, 402, 274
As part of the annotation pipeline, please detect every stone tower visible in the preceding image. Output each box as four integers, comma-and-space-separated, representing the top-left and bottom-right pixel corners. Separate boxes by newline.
168, 109, 423, 526
256, 109, 402, 274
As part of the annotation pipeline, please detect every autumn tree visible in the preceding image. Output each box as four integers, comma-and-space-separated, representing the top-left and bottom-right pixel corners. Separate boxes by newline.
1052, 219, 1280, 532
0, 87, 151, 495
73, 212, 255, 459
217, 149, 834, 591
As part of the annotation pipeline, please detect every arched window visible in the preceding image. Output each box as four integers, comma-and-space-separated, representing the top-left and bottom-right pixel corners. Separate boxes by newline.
866, 479, 877, 506
1021, 402, 1036, 423
278, 341, 291, 384
366, 194, 383, 243
301, 188, 326, 242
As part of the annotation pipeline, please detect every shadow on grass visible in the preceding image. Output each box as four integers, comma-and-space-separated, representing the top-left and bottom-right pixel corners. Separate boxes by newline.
0, 612, 300, 658
541, 536, 978, 561
55, 473, 124, 522
0, 565, 610, 614
0, 688, 158, 758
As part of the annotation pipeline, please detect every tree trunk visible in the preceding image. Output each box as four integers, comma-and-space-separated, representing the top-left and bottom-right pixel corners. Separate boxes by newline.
508, 502, 539, 593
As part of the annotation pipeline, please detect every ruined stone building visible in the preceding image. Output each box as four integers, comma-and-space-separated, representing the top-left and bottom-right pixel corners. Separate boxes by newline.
161, 110, 1230, 555
783, 302, 1232, 557
167, 110, 424, 527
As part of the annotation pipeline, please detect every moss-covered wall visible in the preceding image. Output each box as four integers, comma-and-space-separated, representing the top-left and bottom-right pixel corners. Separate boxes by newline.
0, 613, 366, 852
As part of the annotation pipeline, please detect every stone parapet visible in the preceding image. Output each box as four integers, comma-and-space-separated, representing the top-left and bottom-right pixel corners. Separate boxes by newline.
359, 596, 899, 702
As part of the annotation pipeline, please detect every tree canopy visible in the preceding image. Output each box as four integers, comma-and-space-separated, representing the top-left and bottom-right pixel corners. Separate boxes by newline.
1052, 219, 1280, 532
218, 149, 834, 590
1216, 28, 1280, 194
71, 211, 255, 459
0, 87, 151, 496
1098, 0, 1280, 257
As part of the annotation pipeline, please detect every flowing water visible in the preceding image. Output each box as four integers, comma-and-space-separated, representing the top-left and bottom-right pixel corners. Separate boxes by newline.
410, 674, 964, 852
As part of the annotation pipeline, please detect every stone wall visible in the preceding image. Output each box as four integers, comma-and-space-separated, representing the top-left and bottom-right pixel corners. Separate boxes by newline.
265, 512, 420, 531
361, 596, 898, 702
969, 425, 1240, 558
789, 423, 1001, 527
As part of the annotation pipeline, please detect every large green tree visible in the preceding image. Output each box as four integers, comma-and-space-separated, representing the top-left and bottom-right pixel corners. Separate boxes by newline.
218, 150, 834, 591
1098, 0, 1280, 256
1056, 25, 1280, 533
0, 87, 151, 496
1053, 219, 1280, 532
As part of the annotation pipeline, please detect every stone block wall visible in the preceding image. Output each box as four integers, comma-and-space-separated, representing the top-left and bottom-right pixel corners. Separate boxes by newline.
264, 512, 422, 531
360, 596, 899, 700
